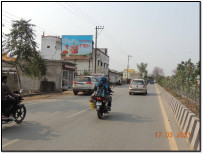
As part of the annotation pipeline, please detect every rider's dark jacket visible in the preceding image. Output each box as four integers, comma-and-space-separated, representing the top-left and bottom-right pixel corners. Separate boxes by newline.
2, 83, 17, 101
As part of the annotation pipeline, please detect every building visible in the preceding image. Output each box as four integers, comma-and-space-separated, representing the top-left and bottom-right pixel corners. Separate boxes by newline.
61, 50, 92, 75
41, 35, 109, 76
123, 69, 141, 80
2, 53, 76, 92
41, 35, 62, 60
108, 69, 122, 84
92, 48, 109, 76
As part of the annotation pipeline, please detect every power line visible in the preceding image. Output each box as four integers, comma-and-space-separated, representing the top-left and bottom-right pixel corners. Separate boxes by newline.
2, 10, 59, 36
3, 10, 21, 19
57, 2, 95, 26
67, 2, 101, 26
70, 2, 102, 26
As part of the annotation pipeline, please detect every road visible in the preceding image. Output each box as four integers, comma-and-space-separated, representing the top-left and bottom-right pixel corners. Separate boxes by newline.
2, 84, 191, 151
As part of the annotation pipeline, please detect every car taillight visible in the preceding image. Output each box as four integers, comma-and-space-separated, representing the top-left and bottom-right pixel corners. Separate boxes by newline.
73, 81, 77, 84
86, 82, 92, 84
143, 84, 146, 88
97, 97, 102, 100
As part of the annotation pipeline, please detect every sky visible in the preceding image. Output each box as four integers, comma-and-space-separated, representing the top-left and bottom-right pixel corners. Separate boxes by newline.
2, 2, 200, 76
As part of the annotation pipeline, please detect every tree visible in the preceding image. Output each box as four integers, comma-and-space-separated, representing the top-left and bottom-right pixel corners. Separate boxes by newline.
137, 62, 148, 78
2, 24, 7, 50
22, 52, 47, 90
174, 59, 196, 94
4, 19, 47, 90
152, 67, 164, 79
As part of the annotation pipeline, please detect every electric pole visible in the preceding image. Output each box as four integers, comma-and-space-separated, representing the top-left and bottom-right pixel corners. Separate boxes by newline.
127, 55, 132, 84
94, 26, 104, 74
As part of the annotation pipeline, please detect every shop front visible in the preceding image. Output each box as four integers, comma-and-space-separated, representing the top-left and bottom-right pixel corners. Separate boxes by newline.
62, 63, 77, 90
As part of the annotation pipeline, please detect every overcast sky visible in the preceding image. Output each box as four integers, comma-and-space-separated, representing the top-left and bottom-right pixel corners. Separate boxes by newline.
2, 2, 200, 76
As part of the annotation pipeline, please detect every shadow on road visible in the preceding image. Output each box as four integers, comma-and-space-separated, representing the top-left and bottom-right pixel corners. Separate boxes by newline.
2, 121, 60, 141
130, 93, 158, 96
102, 112, 153, 123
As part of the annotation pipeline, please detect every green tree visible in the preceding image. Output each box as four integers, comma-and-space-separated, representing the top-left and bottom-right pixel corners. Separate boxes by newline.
174, 59, 195, 94
4, 19, 47, 90
22, 52, 47, 90
137, 62, 148, 78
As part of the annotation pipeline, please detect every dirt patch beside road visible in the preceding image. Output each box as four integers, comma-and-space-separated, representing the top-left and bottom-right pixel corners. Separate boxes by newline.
164, 87, 200, 118
23, 91, 73, 102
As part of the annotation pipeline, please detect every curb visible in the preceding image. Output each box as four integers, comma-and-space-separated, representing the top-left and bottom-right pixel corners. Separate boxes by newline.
157, 84, 200, 151
22, 90, 72, 97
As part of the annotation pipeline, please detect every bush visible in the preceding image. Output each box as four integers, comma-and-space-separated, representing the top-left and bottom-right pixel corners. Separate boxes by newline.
40, 80, 56, 92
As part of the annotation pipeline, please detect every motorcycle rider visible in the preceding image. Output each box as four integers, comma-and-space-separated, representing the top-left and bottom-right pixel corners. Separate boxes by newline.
2, 75, 19, 120
93, 76, 113, 110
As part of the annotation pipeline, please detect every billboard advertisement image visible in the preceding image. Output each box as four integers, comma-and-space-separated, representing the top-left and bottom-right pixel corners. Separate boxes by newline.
62, 35, 93, 59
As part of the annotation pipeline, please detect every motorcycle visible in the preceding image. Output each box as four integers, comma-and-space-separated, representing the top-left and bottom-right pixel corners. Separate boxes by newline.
90, 94, 112, 119
2, 89, 26, 124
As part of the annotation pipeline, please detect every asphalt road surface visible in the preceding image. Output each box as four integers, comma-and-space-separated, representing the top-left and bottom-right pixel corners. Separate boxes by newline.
2, 84, 191, 151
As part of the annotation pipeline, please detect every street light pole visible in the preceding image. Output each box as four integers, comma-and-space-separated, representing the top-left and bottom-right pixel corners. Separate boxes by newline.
127, 55, 132, 83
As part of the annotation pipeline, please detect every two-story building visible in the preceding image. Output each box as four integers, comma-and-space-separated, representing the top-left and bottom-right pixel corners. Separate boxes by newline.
41, 35, 109, 76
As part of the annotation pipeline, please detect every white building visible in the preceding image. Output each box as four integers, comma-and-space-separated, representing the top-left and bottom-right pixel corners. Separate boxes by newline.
41, 35, 62, 60
93, 48, 109, 76
41, 35, 109, 76
108, 69, 122, 84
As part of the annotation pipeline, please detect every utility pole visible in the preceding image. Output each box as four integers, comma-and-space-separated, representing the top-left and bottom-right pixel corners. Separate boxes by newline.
94, 26, 104, 74
127, 55, 132, 84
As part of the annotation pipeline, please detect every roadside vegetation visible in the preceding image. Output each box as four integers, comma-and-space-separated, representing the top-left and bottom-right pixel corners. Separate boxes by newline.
155, 59, 200, 118
3, 19, 47, 90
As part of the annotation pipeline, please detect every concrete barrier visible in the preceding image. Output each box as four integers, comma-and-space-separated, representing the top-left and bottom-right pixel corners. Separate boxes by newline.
157, 84, 200, 151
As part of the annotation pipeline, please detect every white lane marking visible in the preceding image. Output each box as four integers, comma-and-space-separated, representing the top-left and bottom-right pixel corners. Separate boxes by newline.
66, 108, 90, 119
2, 139, 19, 148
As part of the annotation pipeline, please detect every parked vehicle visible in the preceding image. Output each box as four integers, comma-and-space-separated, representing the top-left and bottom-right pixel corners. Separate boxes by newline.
129, 79, 147, 95
72, 76, 96, 95
90, 94, 112, 119
2, 90, 26, 124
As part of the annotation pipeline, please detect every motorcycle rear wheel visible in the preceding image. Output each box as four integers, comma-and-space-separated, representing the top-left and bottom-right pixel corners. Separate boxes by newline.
15, 105, 26, 123
97, 109, 103, 119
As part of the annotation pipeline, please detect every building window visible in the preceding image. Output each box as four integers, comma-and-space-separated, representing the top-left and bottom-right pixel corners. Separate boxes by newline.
47, 46, 50, 48
101, 62, 103, 66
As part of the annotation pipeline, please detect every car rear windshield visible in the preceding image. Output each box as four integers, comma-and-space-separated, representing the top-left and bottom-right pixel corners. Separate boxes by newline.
131, 80, 144, 85
75, 77, 91, 82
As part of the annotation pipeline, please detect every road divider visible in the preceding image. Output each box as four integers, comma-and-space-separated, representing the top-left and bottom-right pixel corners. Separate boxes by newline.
156, 84, 200, 151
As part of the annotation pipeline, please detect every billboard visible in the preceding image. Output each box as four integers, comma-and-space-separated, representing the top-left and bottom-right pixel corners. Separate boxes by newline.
62, 35, 93, 59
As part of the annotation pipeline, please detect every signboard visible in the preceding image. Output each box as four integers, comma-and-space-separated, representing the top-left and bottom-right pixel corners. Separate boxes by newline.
62, 64, 77, 70
124, 69, 135, 73
62, 35, 93, 59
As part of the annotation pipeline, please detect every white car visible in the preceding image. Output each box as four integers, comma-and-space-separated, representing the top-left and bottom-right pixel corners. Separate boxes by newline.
72, 76, 96, 95
129, 79, 147, 95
